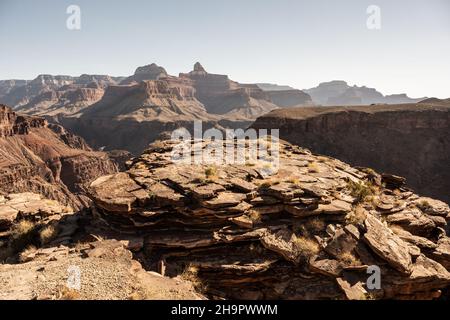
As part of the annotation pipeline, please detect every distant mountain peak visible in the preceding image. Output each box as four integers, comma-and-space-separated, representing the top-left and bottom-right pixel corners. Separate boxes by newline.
134, 63, 167, 77
193, 62, 206, 73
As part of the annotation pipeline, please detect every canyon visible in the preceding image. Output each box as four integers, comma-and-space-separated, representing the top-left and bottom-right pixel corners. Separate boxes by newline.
304, 80, 424, 106
85, 139, 450, 299
2, 138, 450, 300
252, 100, 450, 204
0, 104, 117, 209
1, 63, 449, 300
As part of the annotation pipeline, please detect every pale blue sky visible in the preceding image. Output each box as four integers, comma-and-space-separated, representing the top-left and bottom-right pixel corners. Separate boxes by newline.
0, 0, 449, 97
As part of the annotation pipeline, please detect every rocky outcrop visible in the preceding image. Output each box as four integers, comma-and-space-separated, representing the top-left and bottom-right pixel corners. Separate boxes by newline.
265, 90, 313, 108
0, 105, 117, 209
17, 85, 106, 117
0, 192, 202, 300
0, 80, 27, 100
1, 74, 121, 111
251, 102, 450, 204
55, 77, 222, 154
305, 80, 424, 106
0, 193, 73, 249
179, 63, 279, 117
88, 139, 450, 300
120, 63, 168, 85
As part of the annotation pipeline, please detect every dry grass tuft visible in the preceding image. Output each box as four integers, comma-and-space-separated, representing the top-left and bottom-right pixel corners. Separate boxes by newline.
9, 220, 38, 252
345, 206, 367, 226
39, 224, 58, 245
247, 210, 262, 223
306, 217, 326, 232
339, 252, 361, 266
181, 264, 206, 293
347, 180, 377, 203
292, 235, 320, 260
307, 162, 320, 173
18, 245, 37, 263
204, 166, 218, 178
56, 286, 81, 300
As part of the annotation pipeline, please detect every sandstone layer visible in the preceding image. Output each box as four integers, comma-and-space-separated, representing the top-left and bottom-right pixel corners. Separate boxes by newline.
88, 139, 450, 299
252, 102, 450, 204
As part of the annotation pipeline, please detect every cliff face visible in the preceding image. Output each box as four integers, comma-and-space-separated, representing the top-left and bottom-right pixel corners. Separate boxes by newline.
179, 63, 280, 116
251, 102, 450, 204
265, 89, 313, 108
2, 74, 120, 110
0, 105, 117, 209
88, 139, 450, 300
305, 81, 424, 106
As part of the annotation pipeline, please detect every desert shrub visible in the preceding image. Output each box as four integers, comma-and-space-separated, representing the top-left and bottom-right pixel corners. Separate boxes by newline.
292, 235, 320, 260
204, 166, 217, 178
9, 220, 40, 253
339, 252, 360, 266
39, 224, 58, 245
419, 200, 431, 209
347, 180, 376, 203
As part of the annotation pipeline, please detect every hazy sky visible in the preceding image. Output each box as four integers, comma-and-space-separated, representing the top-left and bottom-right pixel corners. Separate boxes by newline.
0, 0, 449, 98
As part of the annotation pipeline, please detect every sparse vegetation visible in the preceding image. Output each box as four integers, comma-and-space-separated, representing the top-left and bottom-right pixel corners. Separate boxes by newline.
287, 177, 301, 186
362, 167, 376, 176
308, 162, 320, 173
347, 180, 377, 203
247, 210, 261, 223
204, 166, 218, 180
181, 264, 206, 292
305, 217, 326, 232
419, 199, 431, 209
292, 235, 320, 260
345, 206, 367, 226
259, 179, 279, 188
339, 252, 360, 266
9, 220, 39, 252
18, 245, 37, 263
39, 224, 58, 245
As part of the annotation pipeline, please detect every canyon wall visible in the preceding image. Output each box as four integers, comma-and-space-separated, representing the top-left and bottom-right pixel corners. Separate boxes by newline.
0, 105, 117, 209
251, 102, 450, 203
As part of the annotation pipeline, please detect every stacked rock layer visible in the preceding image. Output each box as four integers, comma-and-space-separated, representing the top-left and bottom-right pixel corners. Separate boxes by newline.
89, 139, 450, 300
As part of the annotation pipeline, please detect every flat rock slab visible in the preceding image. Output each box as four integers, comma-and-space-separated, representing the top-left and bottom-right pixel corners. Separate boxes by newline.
363, 215, 412, 274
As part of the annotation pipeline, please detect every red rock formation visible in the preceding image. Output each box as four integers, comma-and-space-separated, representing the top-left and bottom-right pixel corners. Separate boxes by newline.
0, 105, 117, 209
120, 63, 169, 85
2, 74, 120, 111
180, 62, 279, 116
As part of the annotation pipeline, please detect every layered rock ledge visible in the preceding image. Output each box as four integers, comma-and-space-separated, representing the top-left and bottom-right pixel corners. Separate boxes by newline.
89, 139, 450, 299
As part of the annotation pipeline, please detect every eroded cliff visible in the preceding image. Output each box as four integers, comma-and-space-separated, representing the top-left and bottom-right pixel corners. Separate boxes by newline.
0, 105, 117, 209
251, 102, 450, 203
